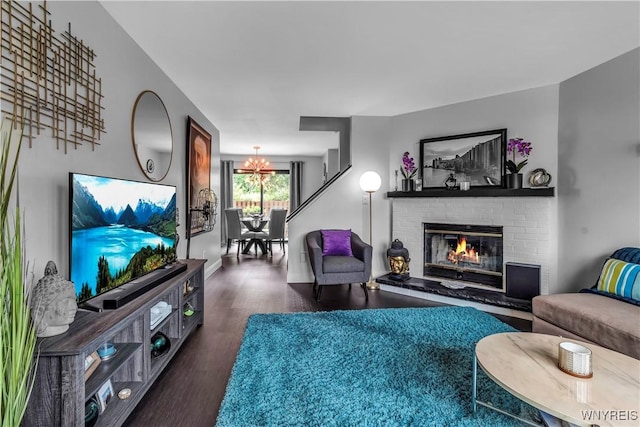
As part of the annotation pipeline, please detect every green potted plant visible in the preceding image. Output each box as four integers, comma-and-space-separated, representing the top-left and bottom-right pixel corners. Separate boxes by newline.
0, 117, 38, 426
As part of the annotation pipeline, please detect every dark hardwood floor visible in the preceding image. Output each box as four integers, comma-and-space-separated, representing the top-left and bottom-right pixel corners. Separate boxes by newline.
124, 245, 531, 426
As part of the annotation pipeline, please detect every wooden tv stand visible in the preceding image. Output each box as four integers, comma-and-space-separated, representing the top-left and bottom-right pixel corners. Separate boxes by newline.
24, 259, 206, 427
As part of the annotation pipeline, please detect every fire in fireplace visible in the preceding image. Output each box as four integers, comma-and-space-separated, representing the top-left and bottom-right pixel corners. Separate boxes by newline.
424, 223, 503, 289
448, 236, 480, 264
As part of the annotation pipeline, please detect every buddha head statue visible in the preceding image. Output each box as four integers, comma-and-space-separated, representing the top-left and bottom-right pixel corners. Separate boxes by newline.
30, 261, 78, 338
389, 256, 409, 275
387, 239, 410, 276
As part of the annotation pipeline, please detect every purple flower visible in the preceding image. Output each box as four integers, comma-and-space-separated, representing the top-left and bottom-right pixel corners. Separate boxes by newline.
506, 138, 533, 174
401, 152, 417, 179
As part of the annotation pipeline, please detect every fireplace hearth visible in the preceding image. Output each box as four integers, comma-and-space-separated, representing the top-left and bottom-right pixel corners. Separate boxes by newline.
424, 223, 503, 289
376, 274, 532, 312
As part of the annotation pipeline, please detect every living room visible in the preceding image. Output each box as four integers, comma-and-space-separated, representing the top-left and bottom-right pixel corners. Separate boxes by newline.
9, 1, 638, 295
2, 1, 639, 426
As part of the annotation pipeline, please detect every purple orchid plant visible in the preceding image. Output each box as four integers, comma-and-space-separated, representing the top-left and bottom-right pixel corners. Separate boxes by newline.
401, 152, 417, 179
506, 138, 533, 174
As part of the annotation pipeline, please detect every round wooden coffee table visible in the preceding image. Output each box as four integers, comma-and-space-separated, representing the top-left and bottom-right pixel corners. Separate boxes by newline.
473, 332, 640, 426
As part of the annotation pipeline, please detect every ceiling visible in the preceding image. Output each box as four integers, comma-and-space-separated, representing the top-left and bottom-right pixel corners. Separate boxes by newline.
101, 1, 639, 157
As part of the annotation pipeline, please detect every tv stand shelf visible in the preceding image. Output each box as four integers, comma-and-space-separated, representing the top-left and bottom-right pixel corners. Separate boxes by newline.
85, 342, 141, 398
24, 259, 206, 427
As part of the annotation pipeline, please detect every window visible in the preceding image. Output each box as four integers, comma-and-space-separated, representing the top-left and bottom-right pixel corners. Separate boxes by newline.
233, 171, 290, 216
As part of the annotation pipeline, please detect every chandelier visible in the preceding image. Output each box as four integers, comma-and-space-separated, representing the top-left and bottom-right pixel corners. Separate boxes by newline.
238, 146, 275, 186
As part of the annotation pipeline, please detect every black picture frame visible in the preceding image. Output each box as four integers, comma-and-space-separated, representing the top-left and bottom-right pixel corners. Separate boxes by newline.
419, 129, 506, 188
186, 117, 212, 237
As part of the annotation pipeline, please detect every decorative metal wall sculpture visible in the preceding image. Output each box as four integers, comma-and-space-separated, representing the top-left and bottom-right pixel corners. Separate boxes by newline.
1, 0, 105, 152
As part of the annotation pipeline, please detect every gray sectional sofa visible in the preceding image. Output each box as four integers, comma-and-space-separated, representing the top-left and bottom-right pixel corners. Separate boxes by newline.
532, 247, 640, 360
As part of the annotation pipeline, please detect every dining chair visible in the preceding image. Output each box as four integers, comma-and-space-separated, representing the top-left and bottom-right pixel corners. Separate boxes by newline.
224, 209, 253, 257
267, 209, 287, 255
252, 209, 287, 256
226, 207, 246, 230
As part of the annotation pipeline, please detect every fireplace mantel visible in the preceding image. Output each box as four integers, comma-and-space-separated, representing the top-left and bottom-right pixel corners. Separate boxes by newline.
387, 187, 554, 198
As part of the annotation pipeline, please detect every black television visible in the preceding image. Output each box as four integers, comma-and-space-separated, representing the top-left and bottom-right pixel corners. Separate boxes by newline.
69, 172, 181, 309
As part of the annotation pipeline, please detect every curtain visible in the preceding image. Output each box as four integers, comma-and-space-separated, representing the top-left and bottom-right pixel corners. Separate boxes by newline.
220, 160, 234, 243
290, 161, 303, 211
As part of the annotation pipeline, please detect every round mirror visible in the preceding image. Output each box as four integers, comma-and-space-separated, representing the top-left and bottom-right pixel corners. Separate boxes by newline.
131, 91, 173, 181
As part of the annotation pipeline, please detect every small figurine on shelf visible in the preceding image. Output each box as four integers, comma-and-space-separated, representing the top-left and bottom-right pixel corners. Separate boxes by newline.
528, 168, 552, 188
444, 173, 457, 190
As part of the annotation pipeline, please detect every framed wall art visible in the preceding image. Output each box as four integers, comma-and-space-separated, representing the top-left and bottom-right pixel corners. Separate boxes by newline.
186, 117, 212, 237
419, 129, 506, 188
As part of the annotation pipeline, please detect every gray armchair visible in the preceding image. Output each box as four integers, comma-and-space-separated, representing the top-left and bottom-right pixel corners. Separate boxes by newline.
305, 230, 371, 302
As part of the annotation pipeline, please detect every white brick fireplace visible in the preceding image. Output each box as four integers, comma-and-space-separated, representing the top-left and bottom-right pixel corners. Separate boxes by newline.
390, 196, 553, 295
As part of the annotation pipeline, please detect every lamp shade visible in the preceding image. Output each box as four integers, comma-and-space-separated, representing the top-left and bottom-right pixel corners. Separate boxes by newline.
359, 171, 382, 193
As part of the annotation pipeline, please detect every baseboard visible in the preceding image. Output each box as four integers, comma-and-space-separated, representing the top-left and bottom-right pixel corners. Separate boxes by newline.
288, 271, 386, 284
287, 273, 314, 283
206, 259, 222, 279
380, 284, 533, 321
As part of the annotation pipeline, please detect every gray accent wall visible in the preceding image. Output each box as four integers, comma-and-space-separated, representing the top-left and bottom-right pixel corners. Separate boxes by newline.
14, 2, 222, 280
557, 48, 640, 292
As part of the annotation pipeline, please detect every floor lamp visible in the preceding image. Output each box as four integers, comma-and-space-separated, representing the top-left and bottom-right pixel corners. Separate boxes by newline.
359, 171, 382, 290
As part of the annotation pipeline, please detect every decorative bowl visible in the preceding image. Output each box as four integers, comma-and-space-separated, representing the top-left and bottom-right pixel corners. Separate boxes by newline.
184, 302, 195, 317
97, 343, 117, 360
150, 332, 171, 359
85, 397, 99, 427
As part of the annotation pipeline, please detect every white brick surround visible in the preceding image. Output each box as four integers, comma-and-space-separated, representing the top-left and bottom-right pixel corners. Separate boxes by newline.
391, 197, 552, 294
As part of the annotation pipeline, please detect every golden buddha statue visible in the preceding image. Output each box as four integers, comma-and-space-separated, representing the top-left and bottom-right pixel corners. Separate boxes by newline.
387, 239, 410, 281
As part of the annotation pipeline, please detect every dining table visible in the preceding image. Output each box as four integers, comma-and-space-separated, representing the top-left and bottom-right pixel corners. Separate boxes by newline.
241, 217, 269, 254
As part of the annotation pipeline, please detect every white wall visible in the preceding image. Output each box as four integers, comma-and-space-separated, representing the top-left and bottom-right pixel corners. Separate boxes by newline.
557, 48, 640, 292
287, 117, 391, 283
13, 2, 222, 281
220, 154, 323, 202
327, 149, 340, 179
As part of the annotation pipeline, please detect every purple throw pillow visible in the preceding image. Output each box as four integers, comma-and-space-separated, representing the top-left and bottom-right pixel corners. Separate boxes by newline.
321, 229, 353, 256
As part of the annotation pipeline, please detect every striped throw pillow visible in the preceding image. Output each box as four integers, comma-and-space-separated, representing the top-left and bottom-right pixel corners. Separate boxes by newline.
597, 258, 640, 301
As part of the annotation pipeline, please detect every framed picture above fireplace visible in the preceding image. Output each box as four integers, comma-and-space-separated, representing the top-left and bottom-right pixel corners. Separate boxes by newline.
419, 129, 506, 188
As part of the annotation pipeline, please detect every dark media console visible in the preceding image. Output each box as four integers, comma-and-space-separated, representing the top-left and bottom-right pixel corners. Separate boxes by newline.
25, 259, 205, 427
83, 262, 188, 310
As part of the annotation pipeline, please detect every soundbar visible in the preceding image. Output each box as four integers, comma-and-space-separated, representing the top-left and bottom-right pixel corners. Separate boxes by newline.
100, 262, 188, 310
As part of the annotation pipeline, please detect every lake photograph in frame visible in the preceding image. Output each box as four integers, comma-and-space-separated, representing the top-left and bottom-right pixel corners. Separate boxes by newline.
419, 129, 506, 188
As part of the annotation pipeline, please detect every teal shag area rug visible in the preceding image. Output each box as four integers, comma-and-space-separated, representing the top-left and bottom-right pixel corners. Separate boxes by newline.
217, 306, 538, 426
